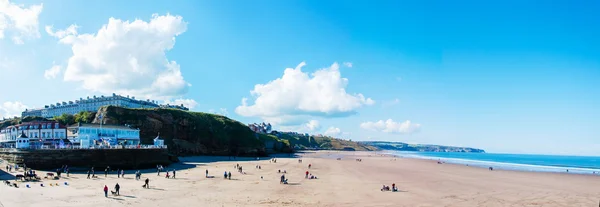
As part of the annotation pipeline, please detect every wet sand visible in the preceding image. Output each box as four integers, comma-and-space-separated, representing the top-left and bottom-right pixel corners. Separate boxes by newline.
1, 151, 599, 207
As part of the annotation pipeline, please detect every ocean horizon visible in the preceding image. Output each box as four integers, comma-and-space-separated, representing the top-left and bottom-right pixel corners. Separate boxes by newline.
389, 151, 600, 175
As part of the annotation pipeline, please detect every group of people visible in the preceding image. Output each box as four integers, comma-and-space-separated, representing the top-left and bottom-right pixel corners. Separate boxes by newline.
235, 164, 244, 174
381, 183, 398, 192
165, 169, 176, 179
156, 165, 165, 175
305, 171, 317, 179
223, 171, 232, 179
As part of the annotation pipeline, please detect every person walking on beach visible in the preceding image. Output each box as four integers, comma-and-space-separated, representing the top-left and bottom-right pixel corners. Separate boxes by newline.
105, 168, 108, 177
228, 171, 231, 180
206, 169, 209, 178
144, 178, 150, 188
114, 183, 120, 195
103, 185, 108, 197
172, 170, 176, 179
121, 169, 125, 178
87, 170, 91, 179
117, 169, 121, 178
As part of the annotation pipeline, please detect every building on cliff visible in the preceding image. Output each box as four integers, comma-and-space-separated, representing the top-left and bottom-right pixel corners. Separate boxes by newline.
0, 121, 68, 148
21, 93, 189, 118
67, 123, 140, 148
248, 122, 272, 134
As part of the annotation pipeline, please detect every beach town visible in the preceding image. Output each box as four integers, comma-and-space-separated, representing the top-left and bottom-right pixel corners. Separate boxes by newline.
0, 96, 599, 206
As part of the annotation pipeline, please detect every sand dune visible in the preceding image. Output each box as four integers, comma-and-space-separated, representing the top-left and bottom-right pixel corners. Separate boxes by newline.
1, 151, 599, 207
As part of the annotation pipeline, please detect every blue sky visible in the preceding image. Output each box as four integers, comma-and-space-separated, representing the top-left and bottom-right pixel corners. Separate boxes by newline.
1, 0, 599, 155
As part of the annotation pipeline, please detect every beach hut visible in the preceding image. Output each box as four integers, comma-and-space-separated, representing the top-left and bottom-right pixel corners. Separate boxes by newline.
153, 133, 164, 147
15, 132, 30, 149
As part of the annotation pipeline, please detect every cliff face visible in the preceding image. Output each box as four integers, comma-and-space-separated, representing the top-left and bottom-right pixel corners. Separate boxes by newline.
272, 132, 378, 151
94, 106, 289, 156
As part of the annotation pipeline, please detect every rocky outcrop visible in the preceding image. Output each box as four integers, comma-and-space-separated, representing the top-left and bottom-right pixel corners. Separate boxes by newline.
94, 106, 289, 156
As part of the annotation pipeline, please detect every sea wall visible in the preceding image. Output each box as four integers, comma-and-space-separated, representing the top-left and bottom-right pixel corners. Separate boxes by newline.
0, 148, 178, 170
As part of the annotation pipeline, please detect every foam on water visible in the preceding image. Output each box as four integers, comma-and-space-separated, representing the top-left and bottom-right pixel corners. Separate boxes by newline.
388, 151, 600, 175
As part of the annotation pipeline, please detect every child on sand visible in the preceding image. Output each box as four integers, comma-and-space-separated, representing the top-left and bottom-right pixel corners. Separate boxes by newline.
103, 185, 108, 197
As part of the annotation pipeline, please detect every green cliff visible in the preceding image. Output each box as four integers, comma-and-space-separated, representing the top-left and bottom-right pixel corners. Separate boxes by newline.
95, 106, 292, 156
272, 132, 377, 151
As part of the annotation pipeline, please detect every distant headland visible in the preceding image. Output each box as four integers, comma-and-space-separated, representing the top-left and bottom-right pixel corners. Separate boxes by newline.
360, 141, 485, 153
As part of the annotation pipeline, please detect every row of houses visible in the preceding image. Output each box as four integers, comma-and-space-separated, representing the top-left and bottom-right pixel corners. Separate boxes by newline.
248, 122, 272, 134
0, 121, 142, 149
22, 93, 189, 118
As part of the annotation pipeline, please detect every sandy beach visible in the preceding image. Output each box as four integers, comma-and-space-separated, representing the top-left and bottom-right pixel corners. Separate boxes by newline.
1, 151, 599, 207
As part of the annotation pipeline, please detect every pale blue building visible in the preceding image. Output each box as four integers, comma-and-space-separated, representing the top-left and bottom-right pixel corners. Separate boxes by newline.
67, 123, 140, 147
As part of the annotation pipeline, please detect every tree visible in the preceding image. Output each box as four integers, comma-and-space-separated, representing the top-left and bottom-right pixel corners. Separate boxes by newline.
54, 114, 76, 126
74, 111, 96, 124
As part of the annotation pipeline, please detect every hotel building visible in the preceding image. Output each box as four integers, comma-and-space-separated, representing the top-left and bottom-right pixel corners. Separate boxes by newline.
0, 121, 67, 148
67, 123, 140, 148
21, 93, 189, 118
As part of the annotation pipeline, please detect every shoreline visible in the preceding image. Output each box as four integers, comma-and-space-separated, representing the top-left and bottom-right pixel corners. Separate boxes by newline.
1, 150, 599, 206
381, 150, 600, 175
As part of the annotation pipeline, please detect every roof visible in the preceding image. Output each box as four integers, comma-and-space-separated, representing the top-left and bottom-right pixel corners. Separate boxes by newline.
67, 123, 137, 130
18, 131, 28, 139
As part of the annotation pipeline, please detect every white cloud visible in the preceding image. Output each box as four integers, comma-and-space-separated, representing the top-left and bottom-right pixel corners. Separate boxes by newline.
47, 13, 190, 101
0, 101, 27, 118
235, 62, 374, 125
44, 64, 61, 79
343, 62, 353, 68
45, 24, 77, 39
163, 98, 198, 109
324, 126, 342, 137
0, 0, 43, 43
360, 119, 421, 134
382, 98, 400, 107
305, 120, 321, 131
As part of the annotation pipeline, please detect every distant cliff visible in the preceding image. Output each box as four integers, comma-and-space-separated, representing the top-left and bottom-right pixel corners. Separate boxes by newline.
272, 131, 378, 151
95, 106, 292, 156
361, 141, 485, 153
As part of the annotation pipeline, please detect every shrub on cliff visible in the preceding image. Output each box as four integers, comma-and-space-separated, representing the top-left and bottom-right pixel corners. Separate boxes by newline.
95, 106, 290, 156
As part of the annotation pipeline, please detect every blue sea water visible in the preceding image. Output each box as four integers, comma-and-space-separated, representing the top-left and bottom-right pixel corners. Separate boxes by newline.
389, 151, 600, 175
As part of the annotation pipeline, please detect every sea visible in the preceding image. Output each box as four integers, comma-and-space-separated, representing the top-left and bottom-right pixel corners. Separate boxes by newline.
388, 151, 600, 175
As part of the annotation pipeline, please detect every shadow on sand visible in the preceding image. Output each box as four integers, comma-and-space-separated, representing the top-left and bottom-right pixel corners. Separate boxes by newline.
0, 169, 16, 180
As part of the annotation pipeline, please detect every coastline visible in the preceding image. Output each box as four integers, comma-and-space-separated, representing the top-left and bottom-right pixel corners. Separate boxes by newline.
384, 150, 600, 175
1, 150, 599, 207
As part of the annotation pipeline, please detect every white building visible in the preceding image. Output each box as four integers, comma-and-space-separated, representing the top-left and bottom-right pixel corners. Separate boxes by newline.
0, 121, 68, 148
67, 123, 140, 147
22, 93, 189, 118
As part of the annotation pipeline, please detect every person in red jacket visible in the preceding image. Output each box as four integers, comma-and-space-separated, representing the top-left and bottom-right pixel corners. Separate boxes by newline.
103, 185, 108, 197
